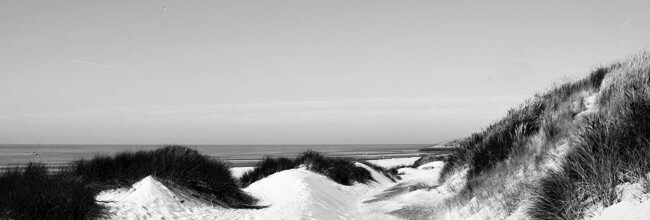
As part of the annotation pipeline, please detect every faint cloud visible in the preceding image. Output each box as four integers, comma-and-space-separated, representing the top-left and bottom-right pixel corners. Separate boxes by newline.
620, 18, 634, 31
66, 59, 124, 71
616, 15, 637, 47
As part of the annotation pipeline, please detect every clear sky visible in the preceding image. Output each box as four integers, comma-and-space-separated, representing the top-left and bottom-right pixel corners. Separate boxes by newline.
1, 0, 649, 144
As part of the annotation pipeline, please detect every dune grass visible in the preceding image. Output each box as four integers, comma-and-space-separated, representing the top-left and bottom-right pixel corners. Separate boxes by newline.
72, 145, 258, 208
529, 62, 650, 219
239, 156, 297, 187
410, 154, 448, 168
0, 145, 260, 219
357, 160, 400, 181
467, 99, 545, 178
440, 65, 612, 182
239, 150, 386, 187
438, 98, 545, 184
438, 50, 650, 219
530, 103, 650, 219
0, 163, 104, 220
428, 93, 549, 219
295, 151, 374, 185
436, 57, 621, 218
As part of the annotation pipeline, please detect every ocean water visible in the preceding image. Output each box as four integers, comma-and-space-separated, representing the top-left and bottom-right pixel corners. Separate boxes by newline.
0, 144, 431, 168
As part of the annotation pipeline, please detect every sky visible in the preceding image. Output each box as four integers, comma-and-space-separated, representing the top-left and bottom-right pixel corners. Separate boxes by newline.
1, 0, 650, 145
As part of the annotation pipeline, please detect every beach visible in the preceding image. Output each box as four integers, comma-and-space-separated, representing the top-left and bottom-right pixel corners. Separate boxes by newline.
0, 144, 445, 171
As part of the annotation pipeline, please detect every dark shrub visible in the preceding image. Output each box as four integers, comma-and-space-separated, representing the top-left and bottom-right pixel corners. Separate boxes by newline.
437, 99, 545, 185
239, 157, 296, 187
0, 163, 104, 220
295, 150, 373, 185
240, 150, 382, 187
411, 154, 448, 168
468, 100, 545, 177
530, 86, 650, 219
357, 160, 400, 181
72, 145, 257, 208
586, 67, 609, 90
438, 154, 461, 182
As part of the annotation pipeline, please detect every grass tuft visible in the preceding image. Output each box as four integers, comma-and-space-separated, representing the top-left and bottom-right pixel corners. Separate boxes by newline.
240, 150, 385, 187
0, 163, 104, 220
530, 85, 650, 219
410, 154, 448, 168
437, 63, 622, 218
295, 150, 373, 185
357, 160, 400, 181
72, 145, 257, 208
239, 156, 296, 187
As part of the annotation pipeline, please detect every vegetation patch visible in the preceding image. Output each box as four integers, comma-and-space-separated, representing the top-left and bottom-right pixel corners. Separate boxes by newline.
441, 66, 613, 182
411, 154, 449, 168
239, 156, 296, 187
438, 51, 650, 219
357, 160, 401, 181
72, 145, 258, 208
1, 146, 260, 219
240, 150, 389, 187
437, 62, 621, 218
0, 163, 104, 220
530, 84, 650, 219
441, 98, 545, 183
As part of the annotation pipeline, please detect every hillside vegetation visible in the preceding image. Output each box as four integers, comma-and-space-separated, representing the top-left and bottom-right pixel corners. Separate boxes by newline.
1, 147, 396, 219
239, 150, 396, 187
439, 49, 650, 219
0, 146, 258, 219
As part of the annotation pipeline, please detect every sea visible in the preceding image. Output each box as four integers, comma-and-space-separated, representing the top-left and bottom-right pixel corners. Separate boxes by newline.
0, 144, 433, 170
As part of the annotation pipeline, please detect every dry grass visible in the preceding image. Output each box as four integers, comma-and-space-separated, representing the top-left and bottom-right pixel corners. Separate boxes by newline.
73, 145, 258, 208
239, 150, 387, 187
530, 50, 650, 219
0, 145, 261, 219
0, 163, 104, 220
438, 49, 650, 218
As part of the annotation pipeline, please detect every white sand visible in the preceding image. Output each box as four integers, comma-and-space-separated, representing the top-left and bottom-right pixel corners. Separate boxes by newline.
230, 156, 421, 179
96, 157, 451, 220
417, 161, 445, 170
590, 181, 650, 220
230, 167, 254, 178
366, 157, 420, 168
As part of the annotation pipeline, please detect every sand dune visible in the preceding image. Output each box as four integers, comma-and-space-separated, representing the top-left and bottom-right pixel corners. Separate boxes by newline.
96, 159, 445, 219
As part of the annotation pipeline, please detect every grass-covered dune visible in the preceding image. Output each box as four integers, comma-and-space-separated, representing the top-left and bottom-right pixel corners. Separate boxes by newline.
0, 163, 103, 220
239, 150, 397, 187
438, 49, 650, 219
73, 146, 258, 208
0, 146, 399, 219
0, 146, 258, 219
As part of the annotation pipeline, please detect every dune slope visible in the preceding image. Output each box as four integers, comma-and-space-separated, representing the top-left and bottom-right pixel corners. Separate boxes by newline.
96, 162, 438, 219
436, 49, 650, 219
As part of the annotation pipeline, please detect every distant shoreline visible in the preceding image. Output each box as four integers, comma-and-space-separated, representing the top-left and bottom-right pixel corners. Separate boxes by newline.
0, 144, 451, 171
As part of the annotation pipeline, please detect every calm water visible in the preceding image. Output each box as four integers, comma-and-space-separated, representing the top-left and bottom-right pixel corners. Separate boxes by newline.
0, 144, 431, 168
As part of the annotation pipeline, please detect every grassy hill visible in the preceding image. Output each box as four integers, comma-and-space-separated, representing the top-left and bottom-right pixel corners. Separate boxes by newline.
438, 49, 650, 219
